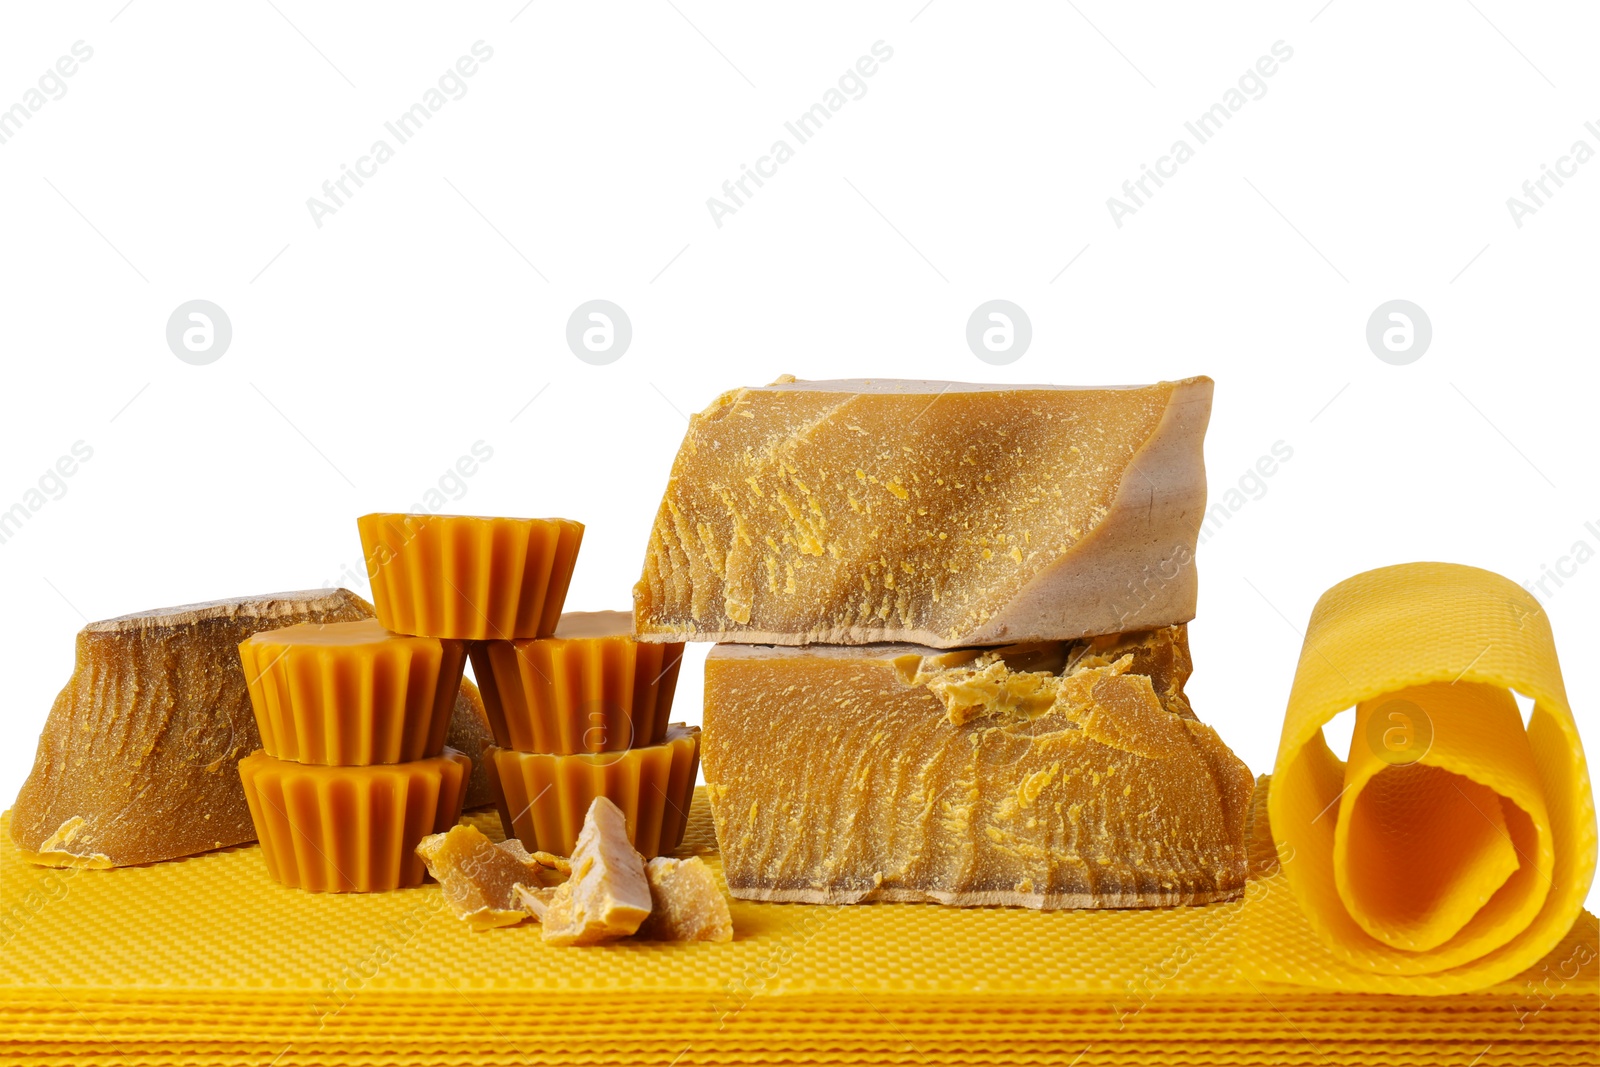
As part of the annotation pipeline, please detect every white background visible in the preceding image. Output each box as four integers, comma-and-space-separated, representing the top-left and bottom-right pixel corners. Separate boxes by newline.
0, 3, 1595, 910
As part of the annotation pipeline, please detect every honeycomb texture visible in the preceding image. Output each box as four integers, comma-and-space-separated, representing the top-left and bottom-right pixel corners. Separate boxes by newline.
1, 778, 1594, 1065
1270, 562, 1596, 989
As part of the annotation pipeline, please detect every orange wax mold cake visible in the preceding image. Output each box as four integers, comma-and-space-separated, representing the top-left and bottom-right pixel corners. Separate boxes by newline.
238, 618, 466, 765
238, 748, 470, 892
469, 610, 684, 753
483, 724, 699, 857
357, 513, 583, 640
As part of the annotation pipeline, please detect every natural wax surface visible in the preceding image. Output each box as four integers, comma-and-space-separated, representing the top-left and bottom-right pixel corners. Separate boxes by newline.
415, 823, 562, 931
447, 677, 497, 809
239, 748, 469, 893
703, 626, 1254, 908
636, 856, 734, 942
634, 377, 1212, 648
484, 724, 700, 857
239, 618, 466, 765
538, 797, 653, 946
10, 589, 375, 868
470, 610, 685, 754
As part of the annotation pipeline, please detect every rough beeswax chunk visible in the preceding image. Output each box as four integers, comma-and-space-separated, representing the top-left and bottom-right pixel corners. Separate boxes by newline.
358, 513, 583, 640
239, 748, 469, 893
10, 589, 375, 868
636, 857, 734, 942
415, 823, 557, 930
703, 627, 1254, 908
470, 610, 684, 753
239, 618, 466, 765
447, 677, 497, 809
634, 377, 1212, 648
538, 797, 653, 946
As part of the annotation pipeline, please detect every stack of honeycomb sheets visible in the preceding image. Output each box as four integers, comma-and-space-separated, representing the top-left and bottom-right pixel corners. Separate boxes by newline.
2, 779, 1593, 1066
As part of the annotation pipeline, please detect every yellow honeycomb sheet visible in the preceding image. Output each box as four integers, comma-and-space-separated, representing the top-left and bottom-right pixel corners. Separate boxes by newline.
2, 783, 1595, 1066
1270, 562, 1597, 991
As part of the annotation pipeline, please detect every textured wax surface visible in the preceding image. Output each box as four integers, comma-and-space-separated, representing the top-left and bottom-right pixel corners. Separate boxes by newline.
415, 823, 554, 931
702, 628, 1255, 908
9, 589, 375, 868
0, 782, 1594, 1065
444, 678, 496, 810
632, 376, 1212, 647
1270, 562, 1598, 991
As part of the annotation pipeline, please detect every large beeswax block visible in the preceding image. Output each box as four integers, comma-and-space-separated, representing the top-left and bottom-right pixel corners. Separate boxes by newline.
238, 748, 469, 892
703, 627, 1254, 908
483, 725, 699, 858
10, 589, 375, 868
358, 513, 583, 640
469, 610, 684, 753
239, 618, 466, 765
634, 376, 1211, 648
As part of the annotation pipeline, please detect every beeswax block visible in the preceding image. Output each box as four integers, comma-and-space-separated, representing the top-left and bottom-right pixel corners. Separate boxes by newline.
358, 513, 583, 640
415, 823, 557, 930
448, 677, 497, 808
469, 610, 684, 753
10, 589, 375, 868
238, 748, 469, 893
483, 724, 700, 858
537, 797, 653, 945
634, 376, 1211, 648
239, 618, 466, 765
1269, 562, 1597, 987
636, 856, 734, 942
703, 628, 1253, 907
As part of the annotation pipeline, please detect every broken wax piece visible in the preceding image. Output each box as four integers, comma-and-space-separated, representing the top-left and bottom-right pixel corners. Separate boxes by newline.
239, 618, 466, 765
634, 377, 1212, 648
536, 797, 653, 945
468, 610, 684, 753
702, 627, 1254, 907
358, 513, 583, 640
239, 748, 469, 892
448, 677, 497, 808
10, 589, 376, 868
1269, 562, 1597, 988
636, 857, 734, 942
515, 883, 559, 918
483, 724, 699, 858
415, 823, 560, 930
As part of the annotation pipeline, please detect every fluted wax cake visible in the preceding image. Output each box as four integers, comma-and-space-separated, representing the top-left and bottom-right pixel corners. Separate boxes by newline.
634, 376, 1212, 648
702, 627, 1254, 908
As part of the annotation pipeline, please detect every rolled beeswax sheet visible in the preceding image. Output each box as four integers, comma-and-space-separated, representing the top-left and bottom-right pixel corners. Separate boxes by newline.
1268, 561, 1596, 987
